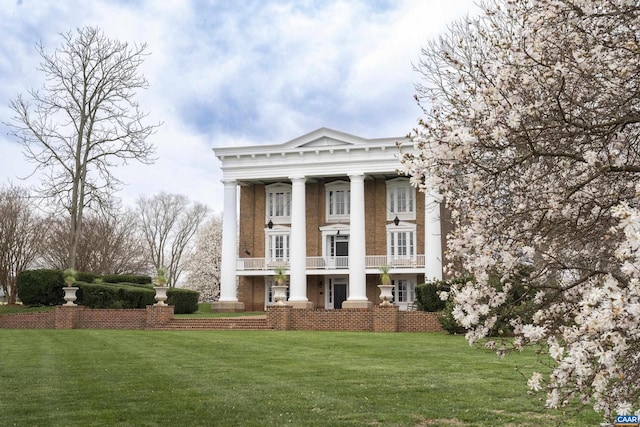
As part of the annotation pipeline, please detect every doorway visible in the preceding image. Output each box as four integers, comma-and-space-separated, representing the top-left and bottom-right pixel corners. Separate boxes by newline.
332, 235, 349, 268
327, 277, 348, 309
334, 283, 347, 309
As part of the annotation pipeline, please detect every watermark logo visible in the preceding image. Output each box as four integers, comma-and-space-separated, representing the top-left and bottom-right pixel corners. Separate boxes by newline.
615, 415, 639, 426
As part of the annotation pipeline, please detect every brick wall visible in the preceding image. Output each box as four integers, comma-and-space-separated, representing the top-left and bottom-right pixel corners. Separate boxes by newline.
0, 311, 56, 329
398, 311, 443, 332
267, 306, 443, 332
0, 305, 174, 330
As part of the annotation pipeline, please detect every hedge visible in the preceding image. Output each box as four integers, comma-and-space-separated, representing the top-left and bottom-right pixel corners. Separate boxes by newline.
74, 282, 198, 313
16, 269, 64, 306
16, 269, 199, 313
101, 274, 152, 285
167, 288, 200, 314
76, 271, 98, 284
75, 282, 120, 308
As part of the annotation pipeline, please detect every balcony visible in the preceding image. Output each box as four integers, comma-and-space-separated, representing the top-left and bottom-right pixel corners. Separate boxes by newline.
236, 255, 425, 271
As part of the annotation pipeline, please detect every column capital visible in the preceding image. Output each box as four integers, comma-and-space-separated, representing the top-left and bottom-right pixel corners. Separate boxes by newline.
288, 175, 306, 182
221, 179, 237, 186
347, 172, 365, 178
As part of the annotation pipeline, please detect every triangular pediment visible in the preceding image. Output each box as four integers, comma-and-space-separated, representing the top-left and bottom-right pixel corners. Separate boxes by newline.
298, 137, 352, 148
282, 127, 367, 149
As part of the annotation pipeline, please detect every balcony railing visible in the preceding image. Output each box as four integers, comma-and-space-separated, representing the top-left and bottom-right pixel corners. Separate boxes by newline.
236, 255, 425, 271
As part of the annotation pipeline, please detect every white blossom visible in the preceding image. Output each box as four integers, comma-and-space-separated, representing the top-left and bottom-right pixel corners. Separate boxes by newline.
400, 0, 640, 419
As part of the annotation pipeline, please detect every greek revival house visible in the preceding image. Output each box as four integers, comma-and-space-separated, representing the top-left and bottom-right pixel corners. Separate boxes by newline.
212, 128, 444, 312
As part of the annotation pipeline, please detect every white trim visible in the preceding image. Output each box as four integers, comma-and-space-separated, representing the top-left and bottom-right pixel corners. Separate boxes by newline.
265, 183, 292, 225
325, 180, 350, 222
386, 177, 416, 221
325, 276, 348, 309
387, 222, 417, 263
392, 275, 417, 309
264, 225, 291, 266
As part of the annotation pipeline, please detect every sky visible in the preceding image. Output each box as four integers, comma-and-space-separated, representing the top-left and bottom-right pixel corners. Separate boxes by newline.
0, 0, 478, 214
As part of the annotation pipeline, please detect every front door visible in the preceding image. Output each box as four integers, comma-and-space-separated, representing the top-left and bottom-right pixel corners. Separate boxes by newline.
334, 283, 347, 309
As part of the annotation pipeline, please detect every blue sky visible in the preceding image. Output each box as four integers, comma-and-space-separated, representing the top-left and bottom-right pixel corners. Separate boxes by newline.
0, 0, 478, 212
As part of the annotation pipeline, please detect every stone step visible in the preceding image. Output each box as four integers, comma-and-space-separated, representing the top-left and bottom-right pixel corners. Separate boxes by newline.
157, 317, 271, 331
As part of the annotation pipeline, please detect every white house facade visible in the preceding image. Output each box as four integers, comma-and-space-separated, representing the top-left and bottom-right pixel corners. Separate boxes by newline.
212, 128, 443, 312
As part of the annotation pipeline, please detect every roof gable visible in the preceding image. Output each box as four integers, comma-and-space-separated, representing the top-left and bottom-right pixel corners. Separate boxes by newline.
281, 128, 368, 149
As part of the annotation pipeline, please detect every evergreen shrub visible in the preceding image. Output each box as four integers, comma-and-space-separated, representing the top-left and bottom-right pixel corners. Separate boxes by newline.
167, 288, 200, 314
101, 274, 152, 285
16, 269, 64, 306
76, 271, 98, 284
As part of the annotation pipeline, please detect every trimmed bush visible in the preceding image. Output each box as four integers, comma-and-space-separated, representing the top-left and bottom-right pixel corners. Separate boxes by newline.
167, 288, 200, 314
415, 282, 447, 312
75, 282, 119, 308
16, 269, 64, 306
76, 271, 98, 284
101, 274, 152, 285
75, 282, 155, 309
118, 285, 155, 308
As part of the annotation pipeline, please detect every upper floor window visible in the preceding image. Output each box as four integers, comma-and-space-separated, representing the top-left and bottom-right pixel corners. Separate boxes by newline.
266, 183, 291, 224
386, 178, 415, 221
325, 180, 350, 222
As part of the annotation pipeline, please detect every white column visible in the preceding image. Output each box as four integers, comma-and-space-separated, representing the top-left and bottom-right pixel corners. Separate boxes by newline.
424, 191, 443, 282
219, 179, 239, 302
343, 172, 371, 308
288, 175, 311, 308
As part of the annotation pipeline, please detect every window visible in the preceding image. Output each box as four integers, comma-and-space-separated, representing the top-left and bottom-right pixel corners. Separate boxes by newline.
389, 230, 415, 258
267, 233, 290, 260
325, 181, 350, 221
386, 178, 415, 221
266, 183, 291, 224
392, 278, 416, 303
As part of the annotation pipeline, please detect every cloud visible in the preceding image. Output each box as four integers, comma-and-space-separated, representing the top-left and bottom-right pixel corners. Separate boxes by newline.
0, 0, 478, 213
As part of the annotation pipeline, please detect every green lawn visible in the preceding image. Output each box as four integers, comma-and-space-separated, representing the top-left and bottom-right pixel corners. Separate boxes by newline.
0, 304, 55, 314
175, 303, 265, 318
0, 330, 600, 426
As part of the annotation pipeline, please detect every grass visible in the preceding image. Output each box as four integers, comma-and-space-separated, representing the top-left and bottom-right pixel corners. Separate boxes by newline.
0, 330, 601, 426
175, 302, 265, 318
0, 304, 55, 315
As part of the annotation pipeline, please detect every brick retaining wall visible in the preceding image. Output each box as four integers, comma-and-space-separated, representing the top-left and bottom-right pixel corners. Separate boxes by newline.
0, 305, 174, 330
0, 305, 443, 332
267, 306, 442, 332
0, 311, 56, 329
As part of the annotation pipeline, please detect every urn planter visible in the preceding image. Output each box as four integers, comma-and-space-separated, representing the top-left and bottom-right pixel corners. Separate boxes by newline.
62, 286, 79, 306
378, 284, 394, 307
154, 286, 169, 306
272, 285, 288, 306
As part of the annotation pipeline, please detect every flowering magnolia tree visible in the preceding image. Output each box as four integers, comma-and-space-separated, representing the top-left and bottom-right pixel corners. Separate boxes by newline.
183, 215, 222, 302
399, 0, 640, 420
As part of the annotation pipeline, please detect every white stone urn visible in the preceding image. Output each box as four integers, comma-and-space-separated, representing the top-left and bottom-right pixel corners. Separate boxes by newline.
62, 286, 79, 306
153, 286, 169, 306
272, 285, 288, 306
378, 284, 394, 307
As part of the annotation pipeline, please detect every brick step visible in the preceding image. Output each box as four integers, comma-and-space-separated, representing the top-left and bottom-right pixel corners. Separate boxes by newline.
158, 317, 272, 331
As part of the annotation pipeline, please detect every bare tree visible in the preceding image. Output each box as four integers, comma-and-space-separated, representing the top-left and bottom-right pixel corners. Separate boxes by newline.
42, 209, 150, 275
0, 184, 47, 304
183, 215, 222, 301
5, 26, 160, 269
137, 193, 208, 287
